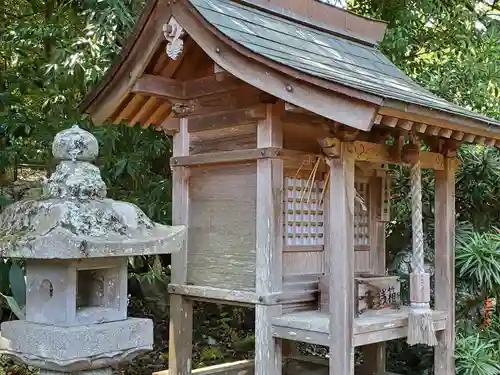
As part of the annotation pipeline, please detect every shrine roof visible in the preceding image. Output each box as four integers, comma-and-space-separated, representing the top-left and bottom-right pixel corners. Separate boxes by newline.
79, 0, 500, 143
189, 0, 499, 128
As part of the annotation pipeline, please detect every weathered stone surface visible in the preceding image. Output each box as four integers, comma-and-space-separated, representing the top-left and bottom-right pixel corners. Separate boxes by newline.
26, 258, 128, 326
0, 124, 186, 259
0, 318, 153, 372
52, 125, 99, 162
40, 367, 112, 375
47, 161, 107, 200
0, 198, 185, 259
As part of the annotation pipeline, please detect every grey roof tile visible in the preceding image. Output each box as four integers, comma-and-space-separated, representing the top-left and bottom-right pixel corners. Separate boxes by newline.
189, 0, 500, 127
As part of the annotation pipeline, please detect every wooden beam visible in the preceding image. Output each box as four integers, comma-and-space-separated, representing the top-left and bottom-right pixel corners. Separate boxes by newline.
160, 105, 267, 133
113, 95, 147, 124
131, 73, 245, 101
362, 176, 387, 375
426, 126, 440, 136
169, 119, 192, 375
154, 360, 254, 375
129, 96, 159, 126
255, 103, 284, 375
486, 138, 496, 147
414, 123, 428, 133
320, 139, 445, 170
463, 134, 475, 142
168, 284, 259, 305
132, 74, 184, 100
438, 128, 453, 138
144, 102, 171, 128
451, 131, 464, 141
397, 120, 413, 131
188, 105, 267, 132
381, 116, 398, 127
434, 158, 458, 375
327, 143, 355, 375
379, 105, 500, 144
171, 148, 318, 167
373, 115, 383, 125
261, 289, 318, 305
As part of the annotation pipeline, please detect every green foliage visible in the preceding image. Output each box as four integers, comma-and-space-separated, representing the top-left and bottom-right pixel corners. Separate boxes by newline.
457, 232, 500, 297
455, 323, 500, 375
0, 260, 26, 320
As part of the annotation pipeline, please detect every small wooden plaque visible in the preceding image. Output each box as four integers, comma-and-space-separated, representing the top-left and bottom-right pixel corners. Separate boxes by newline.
355, 274, 400, 316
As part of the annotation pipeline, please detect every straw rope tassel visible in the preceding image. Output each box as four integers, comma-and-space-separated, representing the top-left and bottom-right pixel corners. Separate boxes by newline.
407, 158, 437, 346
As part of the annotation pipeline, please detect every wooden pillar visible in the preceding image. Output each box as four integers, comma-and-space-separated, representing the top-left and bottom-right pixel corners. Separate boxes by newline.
360, 176, 386, 375
434, 157, 457, 375
255, 103, 284, 375
169, 119, 193, 375
327, 144, 355, 375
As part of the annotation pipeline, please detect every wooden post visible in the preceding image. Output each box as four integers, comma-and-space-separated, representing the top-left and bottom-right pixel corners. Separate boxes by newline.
169, 119, 193, 375
360, 176, 386, 375
434, 157, 457, 375
327, 143, 355, 375
255, 103, 284, 375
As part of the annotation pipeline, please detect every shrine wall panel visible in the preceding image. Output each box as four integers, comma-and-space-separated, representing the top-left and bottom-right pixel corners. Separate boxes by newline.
189, 124, 257, 155
187, 163, 257, 291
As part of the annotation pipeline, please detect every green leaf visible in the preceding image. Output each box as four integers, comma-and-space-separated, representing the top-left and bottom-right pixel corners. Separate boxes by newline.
0, 262, 11, 295
9, 263, 26, 308
0, 294, 25, 320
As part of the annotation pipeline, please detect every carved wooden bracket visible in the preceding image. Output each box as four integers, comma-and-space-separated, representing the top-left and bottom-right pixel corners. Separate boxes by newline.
171, 101, 197, 118
163, 17, 186, 60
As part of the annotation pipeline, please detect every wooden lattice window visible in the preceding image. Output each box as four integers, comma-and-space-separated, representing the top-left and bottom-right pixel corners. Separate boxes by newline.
354, 181, 369, 250
283, 177, 370, 250
284, 177, 325, 246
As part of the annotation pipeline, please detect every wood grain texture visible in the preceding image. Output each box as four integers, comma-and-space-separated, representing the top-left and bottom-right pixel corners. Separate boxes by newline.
322, 139, 445, 170
188, 163, 257, 290
169, 294, 193, 375
255, 103, 284, 375
169, 119, 192, 375
271, 308, 448, 347
355, 251, 371, 273
327, 145, 355, 375
171, 119, 190, 284
283, 251, 324, 276
187, 105, 267, 133
155, 360, 254, 375
189, 124, 257, 154
168, 284, 259, 305
434, 158, 457, 375
363, 176, 387, 374
359, 343, 386, 375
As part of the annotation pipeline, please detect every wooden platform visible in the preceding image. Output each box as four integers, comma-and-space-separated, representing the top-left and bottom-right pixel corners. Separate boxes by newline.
272, 307, 448, 347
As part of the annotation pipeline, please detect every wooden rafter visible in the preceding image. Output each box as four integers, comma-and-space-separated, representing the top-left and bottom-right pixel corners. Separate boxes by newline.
131, 73, 244, 101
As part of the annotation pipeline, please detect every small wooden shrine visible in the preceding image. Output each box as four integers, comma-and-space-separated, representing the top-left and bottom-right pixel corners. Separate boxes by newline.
80, 1, 500, 374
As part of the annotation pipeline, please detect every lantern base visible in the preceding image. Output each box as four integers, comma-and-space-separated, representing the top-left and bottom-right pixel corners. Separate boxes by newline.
40, 367, 112, 375
0, 318, 152, 372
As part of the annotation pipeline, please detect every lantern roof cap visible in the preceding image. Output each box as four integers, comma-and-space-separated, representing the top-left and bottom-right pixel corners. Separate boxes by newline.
0, 125, 186, 260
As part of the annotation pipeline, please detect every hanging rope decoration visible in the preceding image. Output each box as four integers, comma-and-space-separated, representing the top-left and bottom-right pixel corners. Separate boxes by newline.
402, 133, 437, 347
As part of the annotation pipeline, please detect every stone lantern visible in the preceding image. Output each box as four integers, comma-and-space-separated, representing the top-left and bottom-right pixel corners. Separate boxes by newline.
0, 125, 186, 375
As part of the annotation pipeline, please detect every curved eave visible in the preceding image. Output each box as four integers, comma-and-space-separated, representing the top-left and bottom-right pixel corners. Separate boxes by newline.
79, 0, 160, 115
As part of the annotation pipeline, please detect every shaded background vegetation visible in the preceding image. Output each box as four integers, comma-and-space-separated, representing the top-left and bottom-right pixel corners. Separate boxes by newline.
0, 0, 500, 374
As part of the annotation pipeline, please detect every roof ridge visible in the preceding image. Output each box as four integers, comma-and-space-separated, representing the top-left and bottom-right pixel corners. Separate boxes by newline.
227, 0, 385, 47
